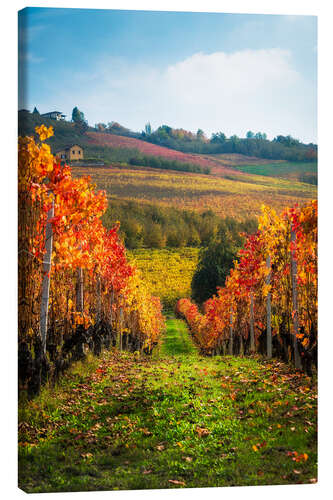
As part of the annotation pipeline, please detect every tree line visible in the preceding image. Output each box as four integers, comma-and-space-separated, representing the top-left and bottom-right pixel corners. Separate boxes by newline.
142, 125, 317, 162
103, 199, 257, 250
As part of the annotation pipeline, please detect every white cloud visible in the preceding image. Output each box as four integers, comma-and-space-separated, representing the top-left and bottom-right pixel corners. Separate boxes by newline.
35, 48, 317, 142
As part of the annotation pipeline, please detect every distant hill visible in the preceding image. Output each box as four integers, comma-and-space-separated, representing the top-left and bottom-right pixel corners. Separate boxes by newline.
17, 110, 237, 176
84, 131, 239, 176
18, 110, 317, 181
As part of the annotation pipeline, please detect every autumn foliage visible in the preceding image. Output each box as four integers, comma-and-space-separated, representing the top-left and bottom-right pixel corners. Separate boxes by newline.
18, 126, 164, 395
176, 200, 317, 373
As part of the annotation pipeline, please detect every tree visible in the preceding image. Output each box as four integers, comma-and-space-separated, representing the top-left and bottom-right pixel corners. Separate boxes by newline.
72, 106, 85, 123
95, 123, 107, 131
196, 129, 205, 141
211, 132, 226, 144
32, 106, 40, 115
191, 238, 237, 303
246, 130, 254, 139
254, 132, 267, 140
145, 122, 152, 135
143, 222, 166, 249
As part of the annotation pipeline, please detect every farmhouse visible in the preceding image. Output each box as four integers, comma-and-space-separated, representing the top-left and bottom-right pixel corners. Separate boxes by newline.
56, 145, 84, 162
41, 111, 66, 121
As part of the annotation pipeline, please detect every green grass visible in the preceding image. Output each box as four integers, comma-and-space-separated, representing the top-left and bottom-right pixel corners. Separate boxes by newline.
18, 319, 317, 492
232, 161, 317, 184
161, 318, 197, 356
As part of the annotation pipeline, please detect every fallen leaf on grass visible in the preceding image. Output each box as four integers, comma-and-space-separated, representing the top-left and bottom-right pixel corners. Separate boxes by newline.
183, 456, 192, 462
309, 478, 317, 483
286, 451, 308, 462
74, 433, 85, 440
143, 469, 152, 475
195, 426, 210, 438
81, 453, 93, 459
141, 428, 152, 436
168, 479, 186, 486
252, 445, 258, 452
293, 469, 301, 475
255, 441, 267, 449
156, 444, 165, 451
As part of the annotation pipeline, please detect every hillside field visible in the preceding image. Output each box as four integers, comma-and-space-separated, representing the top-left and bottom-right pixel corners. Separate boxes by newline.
230, 161, 317, 184
72, 165, 316, 220
127, 248, 199, 310
85, 131, 238, 176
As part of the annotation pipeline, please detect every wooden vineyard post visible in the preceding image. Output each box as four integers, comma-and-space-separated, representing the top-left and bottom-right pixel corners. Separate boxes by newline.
266, 255, 272, 359
96, 274, 101, 323
109, 286, 114, 329
119, 297, 123, 352
93, 274, 102, 356
228, 307, 233, 355
250, 293, 255, 352
76, 268, 84, 313
290, 229, 302, 369
75, 267, 85, 359
40, 197, 54, 355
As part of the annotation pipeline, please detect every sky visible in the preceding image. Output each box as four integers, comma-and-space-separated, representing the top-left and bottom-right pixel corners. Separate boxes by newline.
18, 8, 317, 143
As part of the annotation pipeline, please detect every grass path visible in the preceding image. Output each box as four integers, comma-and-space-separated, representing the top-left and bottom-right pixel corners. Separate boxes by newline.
18, 319, 317, 492
161, 318, 197, 357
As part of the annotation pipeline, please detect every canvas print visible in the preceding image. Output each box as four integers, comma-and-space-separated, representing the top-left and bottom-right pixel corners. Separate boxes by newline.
18, 7, 317, 493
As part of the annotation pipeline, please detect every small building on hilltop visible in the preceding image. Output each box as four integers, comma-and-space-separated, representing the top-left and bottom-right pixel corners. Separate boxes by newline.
55, 145, 84, 162
41, 111, 66, 121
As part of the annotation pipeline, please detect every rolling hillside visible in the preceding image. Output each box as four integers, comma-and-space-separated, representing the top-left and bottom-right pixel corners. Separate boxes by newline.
19, 110, 317, 219
72, 164, 316, 221
85, 131, 240, 176
19, 110, 317, 183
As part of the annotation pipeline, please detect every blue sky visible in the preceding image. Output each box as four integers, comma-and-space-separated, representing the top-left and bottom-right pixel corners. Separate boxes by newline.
18, 8, 317, 143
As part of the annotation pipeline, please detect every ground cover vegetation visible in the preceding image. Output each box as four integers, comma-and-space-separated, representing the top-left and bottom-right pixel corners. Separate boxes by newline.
18, 319, 317, 492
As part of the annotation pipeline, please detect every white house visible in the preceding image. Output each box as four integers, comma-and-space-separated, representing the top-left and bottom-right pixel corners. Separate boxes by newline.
41, 111, 66, 121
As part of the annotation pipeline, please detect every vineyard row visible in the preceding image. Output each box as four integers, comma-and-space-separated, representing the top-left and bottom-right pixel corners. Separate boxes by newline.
18, 126, 164, 397
176, 200, 317, 375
